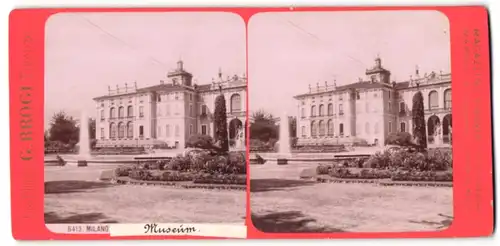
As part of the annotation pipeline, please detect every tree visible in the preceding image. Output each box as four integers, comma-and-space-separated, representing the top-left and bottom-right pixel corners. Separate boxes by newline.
412, 91, 427, 150
88, 118, 96, 140
213, 94, 229, 152
49, 111, 79, 145
288, 116, 297, 138
250, 109, 278, 141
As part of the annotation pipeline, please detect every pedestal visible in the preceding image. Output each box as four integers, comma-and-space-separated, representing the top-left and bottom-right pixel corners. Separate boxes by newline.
277, 158, 288, 165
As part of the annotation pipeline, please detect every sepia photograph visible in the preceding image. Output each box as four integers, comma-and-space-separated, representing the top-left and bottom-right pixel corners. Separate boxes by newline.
43, 12, 247, 227
248, 11, 453, 233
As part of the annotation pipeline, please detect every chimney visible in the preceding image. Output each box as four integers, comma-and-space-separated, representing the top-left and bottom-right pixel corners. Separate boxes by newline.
415, 65, 419, 76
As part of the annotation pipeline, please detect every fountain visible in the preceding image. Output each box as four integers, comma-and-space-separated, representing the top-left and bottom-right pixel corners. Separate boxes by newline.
276, 112, 292, 164
76, 110, 90, 166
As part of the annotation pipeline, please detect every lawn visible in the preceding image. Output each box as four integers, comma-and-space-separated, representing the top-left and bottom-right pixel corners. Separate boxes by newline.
44, 165, 246, 224
250, 163, 453, 233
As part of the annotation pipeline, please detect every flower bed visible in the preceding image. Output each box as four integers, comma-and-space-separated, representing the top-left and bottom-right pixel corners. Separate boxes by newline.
390, 170, 453, 182
328, 168, 392, 179
193, 173, 246, 185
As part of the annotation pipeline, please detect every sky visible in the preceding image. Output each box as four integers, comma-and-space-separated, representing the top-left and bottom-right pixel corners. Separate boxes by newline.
44, 12, 246, 128
248, 10, 451, 117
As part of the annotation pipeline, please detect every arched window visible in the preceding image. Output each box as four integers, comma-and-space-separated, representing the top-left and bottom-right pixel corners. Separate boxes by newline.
319, 120, 325, 136
328, 103, 333, 115
311, 105, 316, 117
319, 105, 324, 116
118, 122, 125, 138
109, 123, 116, 139
139, 126, 144, 137
127, 122, 133, 138
365, 122, 370, 134
230, 94, 241, 113
339, 123, 344, 136
310, 121, 317, 137
301, 108, 305, 118
118, 106, 125, 118
429, 90, 439, 109
444, 89, 452, 109
327, 120, 333, 136
127, 106, 133, 117
400, 122, 406, 132
110, 107, 116, 119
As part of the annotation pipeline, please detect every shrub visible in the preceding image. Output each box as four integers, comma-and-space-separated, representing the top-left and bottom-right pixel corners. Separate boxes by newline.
426, 149, 452, 171
385, 132, 415, 146
185, 134, 215, 150
129, 169, 152, 180
364, 150, 392, 169
227, 151, 246, 174
114, 165, 134, 177
316, 164, 331, 175
166, 155, 192, 172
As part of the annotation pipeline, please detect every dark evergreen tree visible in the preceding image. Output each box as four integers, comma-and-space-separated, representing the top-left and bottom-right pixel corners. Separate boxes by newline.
213, 94, 229, 152
412, 91, 427, 150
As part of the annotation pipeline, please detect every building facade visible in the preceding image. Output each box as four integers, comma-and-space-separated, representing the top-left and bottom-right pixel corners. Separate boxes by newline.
93, 60, 247, 149
294, 57, 452, 147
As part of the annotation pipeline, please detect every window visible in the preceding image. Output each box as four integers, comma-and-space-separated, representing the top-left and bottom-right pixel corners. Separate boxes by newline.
339, 123, 344, 136
301, 108, 305, 118
429, 90, 439, 109
310, 105, 316, 117
310, 121, 317, 137
388, 102, 391, 113
100, 128, 104, 139
201, 105, 207, 115
100, 110, 104, 121
189, 104, 193, 117
400, 102, 406, 113
175, 125, 180, 137
389, 121, 393, 133
339, 104, 344, 115
190, 124, 193, 134
175, 105, 180, 115
328, 103, 333, 115
190, 94, 193, 101
301, 126, 306, 137
339, 94, 343, 101
139, 106, 144, 117
201, 125, 207, 135
319, 120, 326, 136
356, 91, 360, 100
319, 105, 324, 116
139, 126, 144, 137
371, 75, 376, 82
127, 122, 133, 138
230, 94, 242, 112
166, 105, 171, 116
365, 122, 370, 134
444, 89, 452, 109
118, 122, 125, 138
118, 107, 124, 118
388, 92, 391, 99
400, 122, 406, 132
166, 125, 170, 137
109, 123, 117, 139
158, 126, 162, 137
127, 106, 133, 117
327, 120, 333, 136
110, 107, 116, 119
157, 106, 162, 117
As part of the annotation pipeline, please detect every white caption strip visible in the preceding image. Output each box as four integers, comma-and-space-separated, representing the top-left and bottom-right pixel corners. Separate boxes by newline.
110, 223, 247, 238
